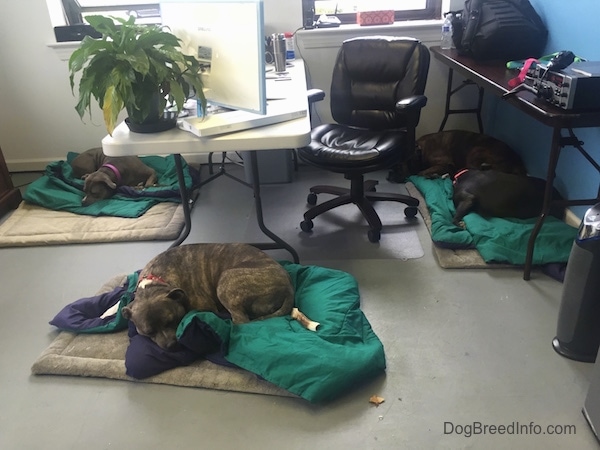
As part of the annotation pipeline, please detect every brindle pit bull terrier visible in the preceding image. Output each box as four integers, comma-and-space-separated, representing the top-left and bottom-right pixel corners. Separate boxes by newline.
409, 130, 527, 178
452, 169, 565, 226
121, 243, 315, 350
70, 147, 157, 205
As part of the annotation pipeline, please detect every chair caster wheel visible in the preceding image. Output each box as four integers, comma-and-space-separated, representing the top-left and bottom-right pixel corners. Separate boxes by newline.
307, 193, 317, 205
368, 229, 381, 243
300, 219, 314, 232
404, 206, 418, 218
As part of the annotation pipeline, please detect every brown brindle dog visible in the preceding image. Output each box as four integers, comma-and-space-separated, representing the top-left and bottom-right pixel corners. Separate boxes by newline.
121, 243, 297, 350
408, 130, 527, 178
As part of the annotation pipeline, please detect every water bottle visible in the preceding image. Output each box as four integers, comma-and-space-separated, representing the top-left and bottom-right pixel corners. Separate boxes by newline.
284, 32, 295, 60
441, 13, 453, 50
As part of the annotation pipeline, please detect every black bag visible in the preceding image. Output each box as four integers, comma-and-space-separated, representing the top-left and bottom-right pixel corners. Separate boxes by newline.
451, 0, 548, 61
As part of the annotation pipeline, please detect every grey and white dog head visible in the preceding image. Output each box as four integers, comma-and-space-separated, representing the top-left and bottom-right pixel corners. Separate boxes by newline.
121, 287, 190, 350
81, 171, 117, 205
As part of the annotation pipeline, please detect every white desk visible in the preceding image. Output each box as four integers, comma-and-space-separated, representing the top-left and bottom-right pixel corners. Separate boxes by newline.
102, 61, 311, 262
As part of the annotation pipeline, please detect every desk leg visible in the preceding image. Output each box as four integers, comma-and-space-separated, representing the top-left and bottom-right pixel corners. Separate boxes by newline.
248, 150, 300, 264
523, 127, 563, 280
439, 68, 485, 133
439, 68, 454, 132
170, 153, 192, 248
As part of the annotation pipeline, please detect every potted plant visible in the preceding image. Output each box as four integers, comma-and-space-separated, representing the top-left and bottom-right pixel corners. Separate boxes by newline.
68, 15, 207, 136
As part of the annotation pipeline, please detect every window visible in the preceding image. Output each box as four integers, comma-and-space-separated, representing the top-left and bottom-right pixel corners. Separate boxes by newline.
60, 0, 160, 25
312, 0, 442, 24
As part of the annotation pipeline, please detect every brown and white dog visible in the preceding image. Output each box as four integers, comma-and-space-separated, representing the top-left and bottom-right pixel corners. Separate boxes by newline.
70, 147, 157, 205
408, 130, 528, 178
122, 243, 318, 350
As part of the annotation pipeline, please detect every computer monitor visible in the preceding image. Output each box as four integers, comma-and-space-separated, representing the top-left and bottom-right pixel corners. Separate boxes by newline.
159, 0, 267, 115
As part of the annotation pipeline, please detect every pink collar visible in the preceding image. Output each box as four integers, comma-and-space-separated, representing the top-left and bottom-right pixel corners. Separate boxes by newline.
101, 163, 122, 183
453, 168, 469, 185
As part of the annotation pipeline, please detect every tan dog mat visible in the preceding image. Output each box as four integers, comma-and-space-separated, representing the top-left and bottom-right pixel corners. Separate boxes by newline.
31, 275, 295, 398
405, 182, 512, 269
0, 202, 185, 247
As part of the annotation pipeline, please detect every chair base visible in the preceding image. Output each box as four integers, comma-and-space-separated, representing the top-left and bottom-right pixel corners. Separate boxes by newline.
300, 175, 419, 242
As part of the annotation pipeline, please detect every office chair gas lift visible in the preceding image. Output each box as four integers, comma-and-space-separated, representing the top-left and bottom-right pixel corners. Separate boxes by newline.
298, 36, 430, 242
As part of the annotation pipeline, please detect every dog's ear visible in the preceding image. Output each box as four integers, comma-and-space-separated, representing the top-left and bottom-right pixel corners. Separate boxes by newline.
167, 288, 190, 309
81, 173, 91, 180
121, 306, 132, 320
99, 173, 117, 189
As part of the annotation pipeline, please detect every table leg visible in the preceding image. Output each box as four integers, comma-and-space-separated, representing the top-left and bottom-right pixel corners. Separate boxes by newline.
168, 151, 300, 263
169, 153, 192, 248
247, 150, 300, 263
439, 68, 454, 132
523, 127, 563, 280
439, 68, 485, 133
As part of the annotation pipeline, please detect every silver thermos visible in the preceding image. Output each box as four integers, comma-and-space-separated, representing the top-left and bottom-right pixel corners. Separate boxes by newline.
271, 33, 287, 73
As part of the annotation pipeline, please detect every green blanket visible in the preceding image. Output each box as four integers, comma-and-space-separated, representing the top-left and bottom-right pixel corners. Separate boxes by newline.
408, 176, 578, 265
23, 152, 194, 218
52, 263, 386, 403
178, 262, 386, 403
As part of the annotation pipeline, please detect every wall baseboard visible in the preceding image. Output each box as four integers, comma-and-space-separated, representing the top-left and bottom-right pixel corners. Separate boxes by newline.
8, 154, 213, 173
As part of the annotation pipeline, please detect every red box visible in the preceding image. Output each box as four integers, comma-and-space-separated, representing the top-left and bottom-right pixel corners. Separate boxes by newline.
356, 10, 395, 26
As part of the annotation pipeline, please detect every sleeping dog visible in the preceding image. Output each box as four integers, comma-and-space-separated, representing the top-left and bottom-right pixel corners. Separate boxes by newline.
409, 130, 527, 178
70, 147, 157, 205
452, 169, 565, 225
122, 243, 317, 350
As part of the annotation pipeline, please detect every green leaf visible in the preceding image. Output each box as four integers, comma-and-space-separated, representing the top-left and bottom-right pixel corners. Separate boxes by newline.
68, 14, 206, 132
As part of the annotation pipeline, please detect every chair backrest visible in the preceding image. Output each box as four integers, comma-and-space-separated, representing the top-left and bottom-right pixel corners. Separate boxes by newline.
330, 36, 430, 130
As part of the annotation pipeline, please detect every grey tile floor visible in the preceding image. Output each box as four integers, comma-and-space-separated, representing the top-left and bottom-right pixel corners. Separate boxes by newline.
1, 164, 598, 449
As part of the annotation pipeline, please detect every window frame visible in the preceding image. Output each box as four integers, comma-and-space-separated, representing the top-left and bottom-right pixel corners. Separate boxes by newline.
311, 0, 442, 25
60, 0, 160, 25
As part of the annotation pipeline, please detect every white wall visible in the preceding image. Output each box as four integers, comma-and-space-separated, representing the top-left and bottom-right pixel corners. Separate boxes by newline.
0, 0, 470, 171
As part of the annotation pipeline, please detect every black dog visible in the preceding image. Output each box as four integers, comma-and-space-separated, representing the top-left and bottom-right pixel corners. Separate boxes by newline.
452, 169, 564, 225
408, 130, 527, 178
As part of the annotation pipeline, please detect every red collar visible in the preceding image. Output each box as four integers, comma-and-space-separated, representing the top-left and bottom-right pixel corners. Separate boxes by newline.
453, 168, 469, 185
138, 274, 167, 289
101, 163, 122, 183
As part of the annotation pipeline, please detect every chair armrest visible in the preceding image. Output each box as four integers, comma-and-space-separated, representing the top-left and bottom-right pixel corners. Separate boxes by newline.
307, 89, 326, 104
395, 95, 428, 111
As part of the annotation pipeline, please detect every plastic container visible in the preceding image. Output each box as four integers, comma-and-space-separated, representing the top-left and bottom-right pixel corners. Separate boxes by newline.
284, 32, 295, 60
441, 13, 453, 50
553, 202, 600, 362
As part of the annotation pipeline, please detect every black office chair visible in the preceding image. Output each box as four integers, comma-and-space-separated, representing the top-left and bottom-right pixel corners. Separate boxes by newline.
298, 36, 430, 243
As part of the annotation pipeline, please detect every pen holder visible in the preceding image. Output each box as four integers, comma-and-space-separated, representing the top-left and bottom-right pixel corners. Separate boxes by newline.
271, 33, 287, 73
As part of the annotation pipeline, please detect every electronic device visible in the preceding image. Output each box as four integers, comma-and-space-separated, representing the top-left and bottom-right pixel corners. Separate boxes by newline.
554, 202, 600, 362
160, 0, 267, 115
177, 100, 307, 137
301, 0, 315, 29
524, 60, 600, 110
315, 14, 341, 28
54, 24, 101, 42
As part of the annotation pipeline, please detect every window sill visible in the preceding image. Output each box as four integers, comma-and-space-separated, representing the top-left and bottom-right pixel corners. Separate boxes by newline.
296, 19, 443, 49
50, 19, 444, 60
48, 41, 79, 61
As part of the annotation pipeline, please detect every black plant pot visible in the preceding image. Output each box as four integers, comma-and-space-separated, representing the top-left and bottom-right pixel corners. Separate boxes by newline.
125, 112, 178, 133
